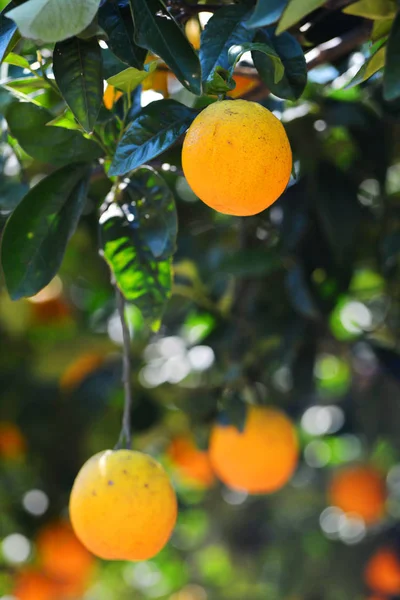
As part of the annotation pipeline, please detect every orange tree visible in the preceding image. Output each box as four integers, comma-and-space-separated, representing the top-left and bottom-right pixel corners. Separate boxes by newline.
1, 0, 400, 599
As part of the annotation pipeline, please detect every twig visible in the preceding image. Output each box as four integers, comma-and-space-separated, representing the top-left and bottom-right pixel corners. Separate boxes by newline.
115, 286, 133, 450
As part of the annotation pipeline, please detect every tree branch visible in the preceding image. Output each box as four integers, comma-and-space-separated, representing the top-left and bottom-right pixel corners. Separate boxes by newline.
115, 286, 133, 450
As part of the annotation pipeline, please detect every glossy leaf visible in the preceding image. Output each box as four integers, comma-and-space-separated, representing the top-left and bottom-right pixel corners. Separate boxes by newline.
383, 11, 400, 100
109, 99, 197, 176
6, 0, 101, 43
107, 61, 157, 94
5, 101, 103, 165
100, 171, 175, 330
347, 44, 386, 87
53, 37, 103, 133
229, 42, 284, 84
252, 28, 307, 99
371, 17, 393, 41
98, 0, 146, 69
129, 0, 201, 95
1, 164, 91, 299
276, 0, 325, 34
200, 5, 254, 82
204, 66, 236, 96
246, 0, 287, 29
0, 1, 20, 64
4, 52, 31, 70
343, 0, 396, 19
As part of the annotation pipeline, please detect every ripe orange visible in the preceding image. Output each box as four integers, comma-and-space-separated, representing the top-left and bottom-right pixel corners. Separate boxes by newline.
30, 297, 71, 325
36, 520, 94, 585
328, 465, 386, 524
60, 353, 104, 392
0, 421, 26, 459
70, 449, 177, 561
228, 75, 258, 99
365, 548, 400, 595
209, 405, 299, 494
103, 84, 123, 109
13, 569, 59, 600
185, 17, 201, 50
182, 99, 292, 216
168, 435, 215, 488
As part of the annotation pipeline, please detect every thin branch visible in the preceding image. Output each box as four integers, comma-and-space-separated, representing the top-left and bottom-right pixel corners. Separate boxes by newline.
115, 286, 133, 450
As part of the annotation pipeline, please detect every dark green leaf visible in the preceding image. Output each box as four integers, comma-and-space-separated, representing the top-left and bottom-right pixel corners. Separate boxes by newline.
277, 0, 325, 34
228, 41, 284, 84
100, 171, 174, 330
220, 390, 247, 433
53, 37, 103, 133
102, 46, 128, 79
285, 264, 320, 320
129, 0, 201, 95
200, 5, 254, 82
217, 249, 281, 277
1, 164, 91, 300
0, 1, 20, 64
252, 28, 307, 100
384, 11, 400, 100
245, 0, 287, 29
109, 99, 197, 176
98, 0, 146, 69
5, 102, 103, 166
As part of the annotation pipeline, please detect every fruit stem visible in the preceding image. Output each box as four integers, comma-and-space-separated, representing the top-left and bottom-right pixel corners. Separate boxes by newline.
115, 286, 133, 449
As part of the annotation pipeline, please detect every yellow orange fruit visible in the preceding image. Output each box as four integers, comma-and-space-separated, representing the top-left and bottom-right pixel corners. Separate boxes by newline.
60, 353, 104, 392
103, 84, 123, 109
185, 17, 201, 50
365, 548, 400, 595
13, 569, 59, 600
0, 421, 26, 459
70, 449, 177, 561
182, 99, 292, 216
36, 520, 94, 585
228, 74, 258, 99
168, 435, 214, 488
209, 405, 298, 494
328, 465, 386, 525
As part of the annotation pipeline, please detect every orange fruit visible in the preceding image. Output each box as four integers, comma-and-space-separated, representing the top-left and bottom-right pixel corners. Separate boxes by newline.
182, 99, 292, 216
0, 421, 26, 459
328, 465, 386, 524
60, 353, 104, 392
365, 548, 400, 595
103, 84, 123, 109
168, 435, 214, 488
13, 569, 59, 600
209, 405, 299, 494
185, 17, 201, 50
36, 520, 94, 585
30, 297, 71, 325
70, 449, 177, 561
228, 74, 258, 99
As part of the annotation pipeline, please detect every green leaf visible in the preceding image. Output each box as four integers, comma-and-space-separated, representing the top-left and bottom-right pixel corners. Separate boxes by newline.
276, 0, 325, 35
129, 0, 201, 95
217, 249, 281, 277
5, 101, 103, 165
98, 0, 146, 69
371, 17, 393, 41
203, 66, 236, 96
1, 164, 91, 300
200, 5, 254, 82
384, 11, 400, 100
346, 44, 386, 87
5, 0, 101, 43
252, 29, 307, 99
46, 108, 81, 131
229, 42, 284, 84
0, 1, 20, 64
109, 99, 197, 176
245, 0, 287, 29
53, 37, 103, 133
100, 171, 175, 330
4, 51, 31, 69
343, 0, 396, 19
107, 61, 157, 94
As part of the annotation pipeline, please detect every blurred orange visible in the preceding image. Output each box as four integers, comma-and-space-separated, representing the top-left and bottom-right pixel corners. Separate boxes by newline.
60, 353, 104, 392
228, 75, 258, 99
328, 465, 386, 525
13, 569, 59, 600
365, 548, 400, 595
168, 435, 215, 488
30, 297, 71, 325
103, 84, 123, 109
36, 521, 94, 587
185, 18, 201, 50
0, 421, 26, 459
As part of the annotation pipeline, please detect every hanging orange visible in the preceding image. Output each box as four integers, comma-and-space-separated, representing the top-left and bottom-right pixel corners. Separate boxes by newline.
168, 435, 215, 487
365, 548, 400, 595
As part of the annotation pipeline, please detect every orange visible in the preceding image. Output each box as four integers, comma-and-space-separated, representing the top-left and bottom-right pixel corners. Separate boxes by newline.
185, 17, 201, 50
70, 449, 177, 561
36, 520, 94, 585
182, 99, 292, 216
103, 84, 123, 109
228, 74, 258, 99
209, 405, 299, 494
13, 569, 59, 600
365, 548, 400, 595
30, 297, 71, 325
60, 353, 104, 392
168, 435, 215, 488
0, 421, 26, 459
328, 465, 386, 524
